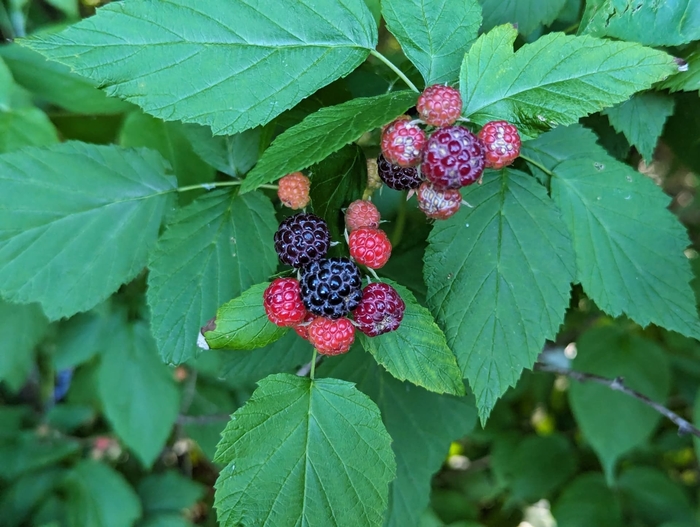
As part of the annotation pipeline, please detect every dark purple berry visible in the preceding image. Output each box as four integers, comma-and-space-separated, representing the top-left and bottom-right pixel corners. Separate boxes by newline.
300, 257, 363, 319
353, 282, 405, 337
377, 154, 423, 190
274, 213, 330, 268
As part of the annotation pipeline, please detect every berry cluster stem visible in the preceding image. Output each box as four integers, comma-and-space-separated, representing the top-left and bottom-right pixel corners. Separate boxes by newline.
369, 50, 420, 94
309, 348, 318, 380
176, 181, 279, 194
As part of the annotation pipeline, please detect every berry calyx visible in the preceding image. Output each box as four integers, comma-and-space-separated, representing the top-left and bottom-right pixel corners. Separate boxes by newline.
381, 116, 426, 167
277, 172, 311, 209
293, 312, 317, 340
417, 182, 462, 220
345, 200, 381, 232
349, 228, 392, 269
263, 278, 307, 327
377, 154, 423, 191
422, 126, 485, 189
273, 212, 330, 268
300, 257, 363, 319
417, 85, 463, 127
307, 317, 355, 355
478, 120, 522, 169
353, 282, 406, 337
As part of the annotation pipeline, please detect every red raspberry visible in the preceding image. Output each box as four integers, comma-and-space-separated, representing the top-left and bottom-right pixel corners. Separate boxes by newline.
478, 121, 521, 169
381, 116, 426, 167
417, 182, 462, 220
417, 85, 462, 127
293, 312, 317, 340
277, 172, 310, 209
349, 228, 392, 269
307, 317, 355, 355
353, 282, 405, 337
263, 278, 307, 327
345, 200, 380, 232
422, 126, 485, 189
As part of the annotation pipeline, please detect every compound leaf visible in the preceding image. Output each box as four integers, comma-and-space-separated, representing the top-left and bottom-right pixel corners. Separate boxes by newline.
0, 142, 175, 319
382, 0, 482, 84
214, 374, 395, 527
460, 25, 677, 138
24, 0, 378, 135
148, 190, 278, 364
425, 168, 575, 422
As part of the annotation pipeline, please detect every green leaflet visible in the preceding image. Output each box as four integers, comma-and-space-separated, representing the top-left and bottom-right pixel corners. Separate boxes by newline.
460, 25, 677, 138
214, 374, 396, 526
147, 191, 278, 364
0, 142, 175, 320
552, 473, 622, 527
23, 0, 378, 135
241, 91, 416, 193
480, 0, 567, 36
204, 283, 288, 350
425, 169, 575, 422
524, 125, 700, 338
0, 301, 48, 392
382, 0, 482, 84
358, 280, 465, 396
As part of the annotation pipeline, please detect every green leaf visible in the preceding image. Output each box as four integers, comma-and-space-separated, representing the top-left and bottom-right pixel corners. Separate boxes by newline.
97, 320, 180, 468
139, 514, 193, 527
320, 347, 477, 527
0, 300, 48, 392
308, 144, 366, 246
148, 191, 278, 364
603, 93, 675, 163
568, 326, 671, 483
53, 309, 110, 370
214, 374, 396, 527
552, 473, 622, 527
618, 466, 694, 524
491, 433, 576, 500
0, 57, 15, 110
0, 43, 129, 115
220, 330, 312, 385
62, 460, 141, 527
241, 91, 416, 193
0, 432, 80, 481
661, 51, 700, 93
137, 471, 205, 515
359, 280, 464, 395
480, 0, 567, 36
120, 112, 215, 191
45, 404, 95, 433
425, 169, 575, 422
203, 282, 287, 350
381, 0, 482, 84
0, 107, 59, 152
0, 142, 175, 319
24, 0, 378, 135
579, 0, 700, 46
694, 389, 700, 461
459, 25, 677, 138
526, 125, 700, 338
182, 125, 261, 178
45, 0, 79, 19
0, 468, 65, 527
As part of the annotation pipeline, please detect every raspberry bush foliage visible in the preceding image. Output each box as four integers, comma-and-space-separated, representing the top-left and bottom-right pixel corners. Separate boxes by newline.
2, 0, 700, 526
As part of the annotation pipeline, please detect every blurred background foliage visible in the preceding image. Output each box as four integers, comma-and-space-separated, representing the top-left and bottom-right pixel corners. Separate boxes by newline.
1, 0, 700, 526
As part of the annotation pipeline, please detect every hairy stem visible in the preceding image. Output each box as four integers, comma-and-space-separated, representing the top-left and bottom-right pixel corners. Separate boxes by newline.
176, 180, 278, 193
535, 363, 700, 439
309, 348, 318, 380
370, 50, 420, 93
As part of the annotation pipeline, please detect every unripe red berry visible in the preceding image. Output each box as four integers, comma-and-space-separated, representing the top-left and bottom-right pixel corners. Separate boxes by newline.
349, 228, 392, 269
381, 116, 426, 167
345, 200, 381, 232
307, 317, 355, 355
417, 85, 462, 127
277, 172, 311, 209
263, 278, 307, 327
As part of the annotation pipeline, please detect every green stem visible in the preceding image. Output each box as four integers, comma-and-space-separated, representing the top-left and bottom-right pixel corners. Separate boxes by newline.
370, 50, 420, 93
176, 180, 278, 193
390, 192, 408, 247
520, 154, 556, 178
309, 348, 318, 380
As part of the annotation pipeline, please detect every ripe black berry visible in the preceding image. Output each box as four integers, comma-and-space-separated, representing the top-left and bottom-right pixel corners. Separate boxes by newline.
377, 154, 423, 190
300, 257, 363, 319
274, 213, 330, 268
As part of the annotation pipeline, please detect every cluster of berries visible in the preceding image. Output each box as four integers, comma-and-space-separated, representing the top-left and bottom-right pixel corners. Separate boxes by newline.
379, 85, 522, 219
264, 176, 405, 355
